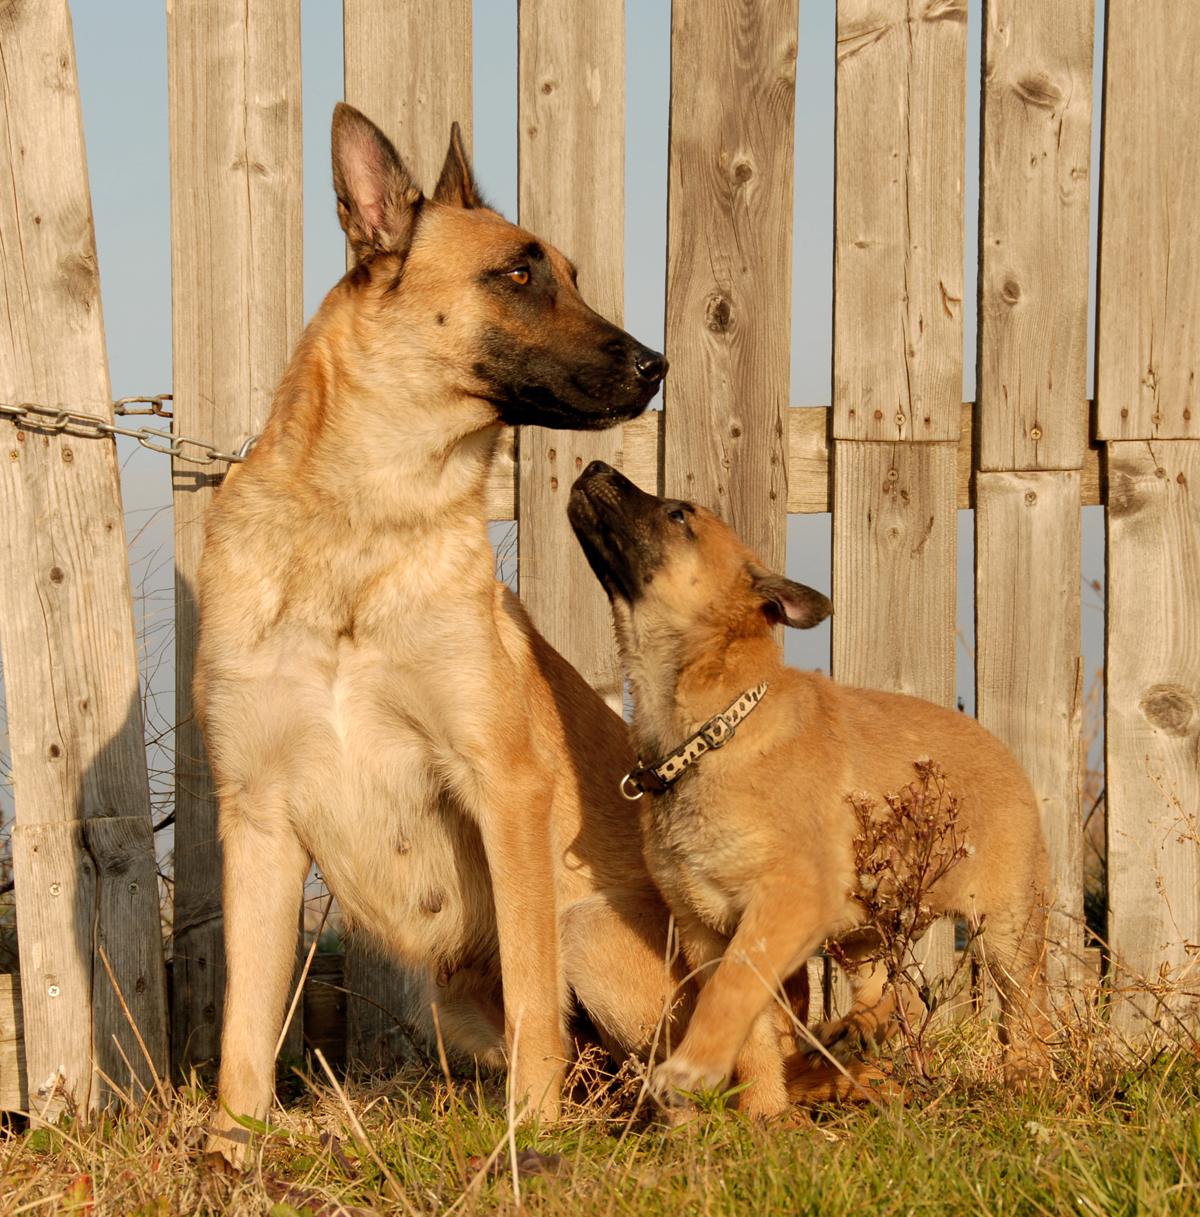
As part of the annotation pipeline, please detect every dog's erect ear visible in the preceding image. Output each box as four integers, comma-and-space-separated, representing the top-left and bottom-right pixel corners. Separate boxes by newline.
751, 568, 832, 630
331, 102, 423, 262
432, 122, 485, 209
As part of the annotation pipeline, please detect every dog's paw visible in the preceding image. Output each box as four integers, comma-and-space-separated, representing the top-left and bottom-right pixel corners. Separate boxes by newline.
734, 1075, 791, 1123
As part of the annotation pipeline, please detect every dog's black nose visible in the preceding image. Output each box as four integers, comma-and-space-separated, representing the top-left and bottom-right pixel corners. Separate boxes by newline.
634, 349, 668, 385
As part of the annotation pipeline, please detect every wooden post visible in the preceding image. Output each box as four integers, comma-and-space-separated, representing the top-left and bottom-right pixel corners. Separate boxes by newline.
663, 0, 797, 576
168, 0, 302, 1078
832, 0, 967, 993
341, 0, 472, 1070
517, 0, 626, 709
1097, 1, 1200, 1032
0, 0, 167, 1115
975, 0, 1093, 991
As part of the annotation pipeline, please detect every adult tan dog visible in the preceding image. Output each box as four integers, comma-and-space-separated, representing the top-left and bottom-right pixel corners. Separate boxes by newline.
569, 461, 1053, 1117
196, 104, 681, 1163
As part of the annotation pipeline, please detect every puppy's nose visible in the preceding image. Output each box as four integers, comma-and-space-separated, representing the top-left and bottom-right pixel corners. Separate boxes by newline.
634, 348, 668, 385
581, 459, 616, 480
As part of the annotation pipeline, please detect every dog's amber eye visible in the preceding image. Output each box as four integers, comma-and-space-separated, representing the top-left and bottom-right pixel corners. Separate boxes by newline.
668, 508, 686, 524
508, 267, 530, 286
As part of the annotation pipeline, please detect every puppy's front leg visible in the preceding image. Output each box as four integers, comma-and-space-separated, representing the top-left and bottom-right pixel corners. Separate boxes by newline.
655, 886, 828, 1105
474, 763, 566, 1122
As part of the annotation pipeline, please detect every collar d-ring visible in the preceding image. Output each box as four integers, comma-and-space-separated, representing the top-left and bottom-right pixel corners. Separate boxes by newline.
619, 773, 644, 801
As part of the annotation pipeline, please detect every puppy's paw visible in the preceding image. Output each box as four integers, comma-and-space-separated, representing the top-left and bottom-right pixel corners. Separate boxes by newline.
803, 1017, 860, 1061
652, 1052, 727, 1109
1003, 1049, 1052, 1094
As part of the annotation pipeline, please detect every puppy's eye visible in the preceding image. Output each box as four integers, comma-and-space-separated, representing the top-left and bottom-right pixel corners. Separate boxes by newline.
508, 267, 530, 286
668, 508, 686, 524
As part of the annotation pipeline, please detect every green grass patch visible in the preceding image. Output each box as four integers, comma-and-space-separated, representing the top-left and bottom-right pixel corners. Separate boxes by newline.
2, 1026, 1198, 1216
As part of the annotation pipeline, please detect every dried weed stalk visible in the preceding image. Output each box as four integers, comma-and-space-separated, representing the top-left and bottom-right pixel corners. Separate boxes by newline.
828, 757, 976, 1082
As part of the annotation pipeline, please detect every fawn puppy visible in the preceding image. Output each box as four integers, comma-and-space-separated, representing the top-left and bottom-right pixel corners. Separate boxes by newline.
569, 461, 1053, 1116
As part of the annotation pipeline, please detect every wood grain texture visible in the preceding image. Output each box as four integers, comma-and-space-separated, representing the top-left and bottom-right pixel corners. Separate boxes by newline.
11, 821, 96, 1119
343, 948, 420, 1074
167, 0, 302, 1077
481, 404, 1104, 519
833, 0, 967, 443
975, 472, 1084, 986
340, 3, 472, 1069
1095, 5, 1200, 440
86, 816, 170, 1100
516, 0, 626, 707
0, 0, 165, 1116
977, 0, 1092, 470
344, 0, 472, 190
1105, 442, 1200, 1033
662, 0, 798, 573
0, 973, 26, 1111
832, 441, 957, 702
620, 413, 662, 498
788, 408, 832, 514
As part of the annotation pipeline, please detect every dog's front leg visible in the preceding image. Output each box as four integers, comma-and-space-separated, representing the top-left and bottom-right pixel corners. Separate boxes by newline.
207, 799, 311, 1166
473, 763, 567, 1122
654, 887, 829, 1106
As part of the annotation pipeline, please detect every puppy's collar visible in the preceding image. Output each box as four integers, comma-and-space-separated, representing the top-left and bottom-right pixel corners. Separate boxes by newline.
620, 681, 770, 800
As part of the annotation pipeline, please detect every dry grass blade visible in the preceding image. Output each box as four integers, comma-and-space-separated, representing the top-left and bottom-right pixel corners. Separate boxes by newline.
97, 942, 171, 1106
430, 1003, 468, 1186
312, 1047, 420, 1217
275, 893, 333, 1061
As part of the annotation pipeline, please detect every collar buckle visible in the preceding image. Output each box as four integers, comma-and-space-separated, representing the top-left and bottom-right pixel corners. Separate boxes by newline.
699, 715, 736, 750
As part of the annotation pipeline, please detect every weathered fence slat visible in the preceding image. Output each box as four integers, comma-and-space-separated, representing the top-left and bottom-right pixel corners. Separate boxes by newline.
344, 0, 472, 191
977, 0, 1092, 473
831, 443, 958, 704
1098, 1, 1200, 1035
975, 473, 1084, 984
833, 0, 966, 446
975, 0, 1093, 990
1105, 443, 1200, 1033
662, 0, 798, 574
167, 0, 303, 1077
832, 0, 967, 995
1095, 4, 1199, 441
0, 0, 167, 1115
517, 0, 626, 709
10, 823, 95, 1114
0, 973, 25, 1111
341, 0, 472, 1070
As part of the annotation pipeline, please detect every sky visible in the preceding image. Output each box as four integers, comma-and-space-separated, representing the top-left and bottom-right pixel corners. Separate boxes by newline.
0, 0, 1109, 824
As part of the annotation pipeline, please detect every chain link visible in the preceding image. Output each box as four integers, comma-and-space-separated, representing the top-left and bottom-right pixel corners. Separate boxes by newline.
1, 395, 258, 464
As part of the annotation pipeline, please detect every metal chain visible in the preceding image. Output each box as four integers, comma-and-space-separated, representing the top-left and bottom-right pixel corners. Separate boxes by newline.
0, 395, 258, 464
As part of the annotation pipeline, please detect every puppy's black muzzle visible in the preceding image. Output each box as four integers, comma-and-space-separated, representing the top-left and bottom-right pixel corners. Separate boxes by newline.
568, 461, 665, 603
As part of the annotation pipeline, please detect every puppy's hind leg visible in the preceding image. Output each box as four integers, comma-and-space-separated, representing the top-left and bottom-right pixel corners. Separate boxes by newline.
207, 791, 311, 1165
976, 900, 1054, 1087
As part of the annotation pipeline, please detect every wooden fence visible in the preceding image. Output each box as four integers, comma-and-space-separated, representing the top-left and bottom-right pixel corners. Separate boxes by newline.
0, 0, 1197, 1116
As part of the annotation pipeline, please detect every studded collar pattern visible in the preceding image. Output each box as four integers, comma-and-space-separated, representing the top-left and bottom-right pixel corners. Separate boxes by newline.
620, 681, 770, 800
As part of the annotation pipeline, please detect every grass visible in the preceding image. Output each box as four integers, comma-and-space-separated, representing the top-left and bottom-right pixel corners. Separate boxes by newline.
2, 1014, 1199, 1217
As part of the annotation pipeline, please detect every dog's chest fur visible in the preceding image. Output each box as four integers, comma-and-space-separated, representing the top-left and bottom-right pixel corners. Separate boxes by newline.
642, 787, 750, 937
198, 482, 524, 967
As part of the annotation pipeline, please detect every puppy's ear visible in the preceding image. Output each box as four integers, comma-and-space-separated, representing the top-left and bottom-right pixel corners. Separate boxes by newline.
751, 568, 832, 629
432, 122, 486, 209
332, 103, 424, 263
